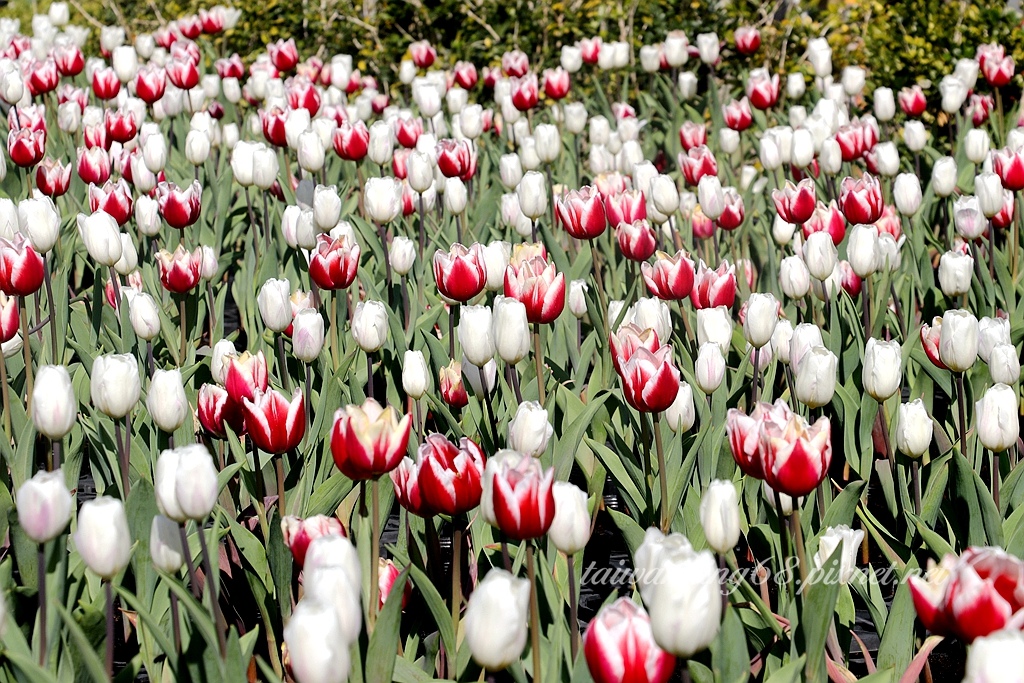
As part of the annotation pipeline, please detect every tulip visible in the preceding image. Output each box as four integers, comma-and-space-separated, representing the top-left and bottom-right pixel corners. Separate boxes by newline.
977, 173, 1005, 218
779, 256, 811, 299
91, 354, 140, 419
351, 300, 388, 353
242, 388, 305, 454
862, 338, 903, 403
364, 176, 403, 224
516, 171, 548, 221
147, 368, 188, 432
976, 384, 1019, 452
815, 525, 864, 583
417, 433, 485, 515
846, 224, 879, 278
694, 341, 726, 395
16, 468, 73, 543
803, 231, 839, 283
17, 195, 60, 254
30, 365, 76, 440
792, 344, 837, 410
699, 480, 740, 555
939, 309, 979, 373
153, 245, 202, 294
508, 401, 553, 457
690, 260, 737, 309
893, 173, 923, 216
434, 243, 486, 303
839, 174, 884, 225
938, 251, 974, 298
568, 280, 589, 319
396, 349, 429, 400
197, 383, 245, 438
641, 251, 695, 301
439, 360, 469, 409
963, 629, 1024, 682
490, 453, 555, 540
556, 186, 607, 240
330, 398, 412, 480
309, 233, 360, 291
896, 399, 933, 458
491, 296, 531, 365
389, 237, 416, 277
965, 128, 991, 165
464, 569, 530, 670
150, 515, 185, 573
646, 543, 722, 658
74, 497, 132, 579
988, 344, 1020, 385
543, 481, 591, 555
584, 598, 676, 683
281, 515, 346, 568
744, 293, 778, 349
978, 318, 1011, 364
697, 175, 724, 219
283, 599, 351, 683
0, 233, 44, 297
154, 444, 219, 522
503, 246, 566, 324
634, 527, 695, 602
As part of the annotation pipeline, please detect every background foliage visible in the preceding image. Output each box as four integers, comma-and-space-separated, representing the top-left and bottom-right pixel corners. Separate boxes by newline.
5, 0, 1024, 93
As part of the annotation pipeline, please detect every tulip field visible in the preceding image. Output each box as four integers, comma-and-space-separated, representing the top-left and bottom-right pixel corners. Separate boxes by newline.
4, 3, 1024, 682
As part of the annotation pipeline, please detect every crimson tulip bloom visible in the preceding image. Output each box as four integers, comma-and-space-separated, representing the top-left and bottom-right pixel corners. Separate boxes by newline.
641, 251, 696, 301
391, 457, 431, 516
394, 117, 423, 149
909, 547, 1024, 642
260, 107, 289, 147
77, 147, 112, 186
281, 515, 346, 567
268, 38, 300, 72
968, 93, 994, 128
53, 44, 84, 76
726, 400, 793, 480
619, 346, 681, 413
7, 128, 45, 168
802, 200, 847, 245
993, 148, 1024, 192
979, 45, 1014, 87
9, 105, 46, 134
216, 54, 245, 79
679, 146, 718, 187
57, 84, 88, 112
772, 179, 817, 225
35, 158, 71, 198
434, 243, 486, 303
734, 27, 761, 55
134, 64, 167, 104
580, 37, 601, 65
605, 190, 647, 227
616, 220, 657, 262
504, 246, 565, 324
491, 454, 555, 540
555, 186, 607, 240
0, 293, 18, 343
453, 61, 478, 89
330, 399, 412, 480
156, 180, 202, 229
308, 233, 360, 290
899, 85, 927, 117
678, 122, 707, 151
332, 121, 370, 160
838, 261, 862, 298
542, 67, 570, 100
199, 7, 226, 33
83, 121, 108, 151
992, 190, 1015, 230
717, 189, 745, 230
89, 180, 133, 226
692, 207, 716, 240
759, 412, 832, 498
26, 59, 58, 96
166, 59, 200, 90
919, 317, 946, 370
287, 78, 321, 116
583, 598, 676, 683
835, 124, 865, 162
439, 360, 469, 409
722, 97, 753, 131
225, 351, 270, 405
690, 260, 737, 309
609, 324, 661, 375
0, 234, 45, 297
502, 49, 530, 77
417, 433, 485, 516
105, 109, 137, 144
91, 67, 120, 100
176, 15, 203, 39
156, 245, 203, 294
409, 40, 436, 68
746, 69, 779, 110
197, 383, 245, 437
511, 74, 539, 111
242, 387, 305, 454
436, 139, 476, 181
838, 175, 884, 225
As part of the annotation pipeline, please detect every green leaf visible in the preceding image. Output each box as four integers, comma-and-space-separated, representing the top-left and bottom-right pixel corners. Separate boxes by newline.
268, 516, 293, 621
408, 565, 455, 662
365, 568, 411, 683
876, 557, 920, 673
55, 601, 109, 683
712, 605, 750, 683
801, 547, 842, 682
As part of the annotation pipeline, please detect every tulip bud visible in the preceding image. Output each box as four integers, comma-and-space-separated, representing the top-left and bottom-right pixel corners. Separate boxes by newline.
646, 543, 721, 658
74, 497, 132, 579
459, 305, 495, 367
292, 309, 325, 362
211, 339, 237, 386
895, 399, 933, 459
873, 87, 895, 121
516, 171, 548, 220
677, 71, 698, 99
464, 569, 530, 670
759, 135, 781, 171
492, 296, 531, 364
979, 317, 1011, 363
803, 231, 839, 281
903, 120, 927, 152
184, 129, 210, 166
149, 514, 185, 573
772, 320, 794, 365
938, 250, 974, 297
794, 345, 837, 408
630, 298, 672, 342
862, 338, 903, 402
699, 480, 740, 554
779, 255, 811, 299
444, 177, 468, 215
719, 128, 739, 155
91, 353, 141, 418
744, 293, 778, 348
932, 157, 958, 197
481, 241, 510, 292
815, 525, 864, 584
283, 599, 352, 683
16, 468, 73, 543
402, 349, 430, 399
549, 481, 591, 554
258, 278, 293, 333
367, 120, 394, 166
31, 365, 77, 440
989, 343, 1020, 385
18, 195, 60, 254
77, 211, 123, 266
697, 175, 724, 220
894, 173, 922, 216
819, 138, 842, 175
352, 300, 388, 353
155, 444, 220, 522
976, 383, 1019, 452
390, 236, 416, 277
508, 401, 553, 457
147, 368, 188, 432
312, 185, 342, 232
569, 280, 589, 318
695, 342, 725, 394
963, 629, 1024, 683
965, 129, 991, 165
939, 309, 979, 372
695, 306, 733, 355
976, 172, 1005, 218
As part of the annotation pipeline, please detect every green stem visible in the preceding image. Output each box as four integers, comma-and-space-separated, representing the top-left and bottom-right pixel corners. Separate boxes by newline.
533, 324, 545, 407
654, 413, 671, 532
370, 479, 380, 631
526, 544, 542, 683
